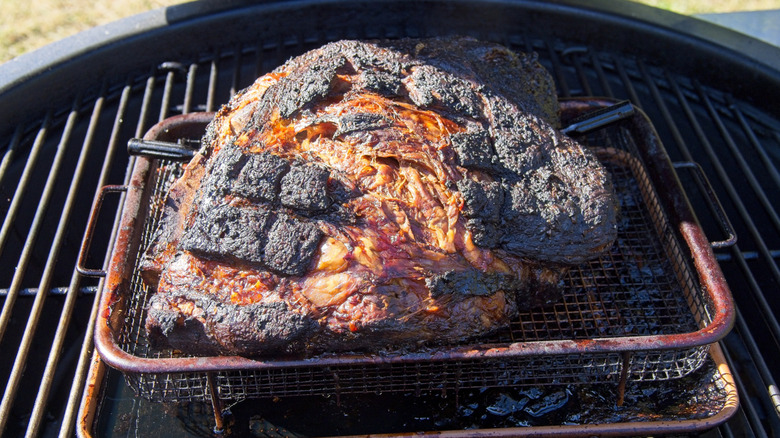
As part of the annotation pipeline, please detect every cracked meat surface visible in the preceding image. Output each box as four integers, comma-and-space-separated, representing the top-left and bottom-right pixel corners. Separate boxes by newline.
141, 37, 617, 357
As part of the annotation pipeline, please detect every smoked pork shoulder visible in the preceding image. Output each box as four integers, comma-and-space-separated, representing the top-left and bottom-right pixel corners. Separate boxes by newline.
140, 37, 618, 357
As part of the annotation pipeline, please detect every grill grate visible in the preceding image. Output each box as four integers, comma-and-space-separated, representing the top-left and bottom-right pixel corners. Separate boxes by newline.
0, 1, 778, 436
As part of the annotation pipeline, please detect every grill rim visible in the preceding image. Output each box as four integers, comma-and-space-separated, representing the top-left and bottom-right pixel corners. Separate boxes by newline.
2, 0, 780, 135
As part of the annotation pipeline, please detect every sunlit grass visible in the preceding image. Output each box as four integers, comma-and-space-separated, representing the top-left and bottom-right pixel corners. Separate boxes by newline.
629, 0, 780, 14
0, 0, 185, 62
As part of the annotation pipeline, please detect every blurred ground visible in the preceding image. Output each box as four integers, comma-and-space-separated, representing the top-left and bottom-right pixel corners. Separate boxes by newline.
1, 0, 779, 64
0, 0, 186, 62
637, 0, 780, 13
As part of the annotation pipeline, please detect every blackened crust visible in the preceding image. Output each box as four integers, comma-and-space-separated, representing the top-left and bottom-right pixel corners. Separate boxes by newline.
141, 36, 618, 358
145, 294, 320, 356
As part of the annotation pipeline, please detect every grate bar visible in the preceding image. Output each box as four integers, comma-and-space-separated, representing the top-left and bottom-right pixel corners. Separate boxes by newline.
159, 69, 177, 122
0, 100, 81, 434
655, 68, 780, 351
0, 114, 53, 343
716, 250, 780, 261
694, 81, 780, 234
727, 245, 780, 358
208, 54, 219, 112
0, 114, 51, 270
613, 57, 643, 108
0, 286, 97, 296
563, 46, 592, 96
183, 63, 197, 115
591, 53, 614, 98
23, 86, 111, 438
727, 96, 780, 189
720, 341, 770, 438
136, 69, 157, 138
545, 39, 570, 98
666, 73, 780, 284
59, 79, 145, 436
721, 422, 735, 438
229, 45, 242, 100
254, 41, 266, 80
734, 309, 780, 421
0, 127, 22, 187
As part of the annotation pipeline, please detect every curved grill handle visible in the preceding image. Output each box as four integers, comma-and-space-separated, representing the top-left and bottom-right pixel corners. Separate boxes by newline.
77, 185, 128, 277
673, 161, 737, 249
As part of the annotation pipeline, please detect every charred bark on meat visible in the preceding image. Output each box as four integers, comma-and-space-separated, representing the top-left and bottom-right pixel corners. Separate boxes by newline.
141, 37, 618, 357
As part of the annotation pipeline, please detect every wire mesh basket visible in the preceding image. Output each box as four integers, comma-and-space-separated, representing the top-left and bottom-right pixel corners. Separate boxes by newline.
86, 99, 734, 404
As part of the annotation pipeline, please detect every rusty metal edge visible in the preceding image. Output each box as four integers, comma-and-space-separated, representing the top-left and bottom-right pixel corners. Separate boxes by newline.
76, 351, 106, 438
92, 102, 736, 374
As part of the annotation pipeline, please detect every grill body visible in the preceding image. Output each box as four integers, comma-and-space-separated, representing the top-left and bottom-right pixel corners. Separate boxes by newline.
0, 1, 778, 436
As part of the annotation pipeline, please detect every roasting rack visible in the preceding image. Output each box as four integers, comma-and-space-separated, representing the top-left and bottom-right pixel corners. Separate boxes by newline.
77, 98, 737, 434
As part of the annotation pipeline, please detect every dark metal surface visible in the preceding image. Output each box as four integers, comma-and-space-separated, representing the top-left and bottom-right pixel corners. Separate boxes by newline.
0, 0, 778, 436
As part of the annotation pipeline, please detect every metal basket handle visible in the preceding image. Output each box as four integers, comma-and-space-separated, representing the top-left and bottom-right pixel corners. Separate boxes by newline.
76, 185, 128, 277
673, 161, 737, 249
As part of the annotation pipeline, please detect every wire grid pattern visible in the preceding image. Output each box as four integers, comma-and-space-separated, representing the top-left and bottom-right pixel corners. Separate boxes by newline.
629, 347, 712, 381
125, 354, 626, 402
115, 121, 715, 402
118, 161, 186, 356
125, 371, 210, 402
126, 350, 718, 405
